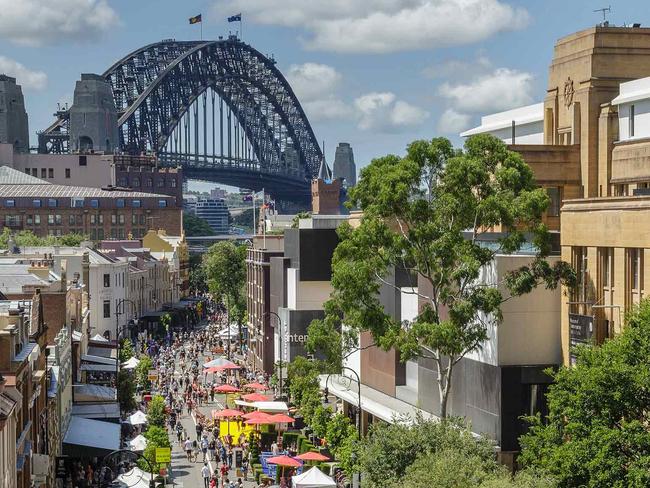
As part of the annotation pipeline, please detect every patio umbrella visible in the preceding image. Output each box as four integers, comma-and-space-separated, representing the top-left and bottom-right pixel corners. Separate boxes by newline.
212, 408, 243, 419
215, 384, 240, 393
242, 411, 272, 420
128, 410, 148, 426
267, 455, 302, 468
269, 414, 295, 424
242, 392, 271, 402
128, 434, 148, 452
204, 366, 221, 374
296, 452, 330, 462
203, 358, 239, 369
242, 382, 269, 391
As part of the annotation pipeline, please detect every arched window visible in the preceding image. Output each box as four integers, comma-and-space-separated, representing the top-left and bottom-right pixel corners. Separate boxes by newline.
79, 136, 93, 151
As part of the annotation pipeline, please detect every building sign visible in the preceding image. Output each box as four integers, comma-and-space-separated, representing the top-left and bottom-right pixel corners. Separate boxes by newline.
155, 447, 171, 463
569, 313, 593, 365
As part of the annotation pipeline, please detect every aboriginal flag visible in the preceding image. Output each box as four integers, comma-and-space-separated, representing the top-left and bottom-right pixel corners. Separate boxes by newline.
189, 14, 202, 24
228, 13, 242, 22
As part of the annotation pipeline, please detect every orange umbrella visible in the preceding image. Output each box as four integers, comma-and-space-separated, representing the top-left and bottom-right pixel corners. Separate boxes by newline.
242, 411, 271, 420
245, 414, 276, 425
212, 409, 243, 419
267, 455, 301, 468
215, 384, 240, 393
242, 392, 270, 402
242, 382, 269, 391
296, 452, 330, 462
269, 414, 295, 424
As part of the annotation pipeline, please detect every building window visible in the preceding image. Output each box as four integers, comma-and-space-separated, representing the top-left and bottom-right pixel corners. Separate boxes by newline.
79, 155, 87, 166
117, 199, 125, 208
111, 214, 117, 225
104, 273, 110, 287
118, 228, 124, 239
48, 215, 54, 225
41, 168, 46, 178
24, 168, 30, 174
90, 214, 96, 224
601, 248, 614, 289
103, 300, 111, 318
71, 197, 84, 208
26, 215, 33, 225
91, 229, 96, 240
629, 248, 643, 291
132, 214, 137, 225
48, 198, 57, 208
111, 228, 117, 239
119, 214, 125, 224
170, 178, 177, 188
5, 199, 14, 208
119, 177, 128, 187
90, 199, 99, 208
132, 199, 141, 208
69, 215, 75, 225
146, 178, 153, 187
157, 179, 165, 187
65, 168, 71, 178
31, 168, 37, 177
99, 214, 104, 224
33, 199, 41, 208
48, 168, 54, 178
547, 187, 560, 217
139, 214, 146, 225
158, 200, 167, 208
55, 214, 62, 225
34, 215, 40, 225
76, 214, 82, 225
133, 177, 140, 187
98, 228, 104, 239
630, 104, 635, 138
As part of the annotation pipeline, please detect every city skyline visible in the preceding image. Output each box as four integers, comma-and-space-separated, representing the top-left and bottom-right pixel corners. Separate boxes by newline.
0, 0, 646, 176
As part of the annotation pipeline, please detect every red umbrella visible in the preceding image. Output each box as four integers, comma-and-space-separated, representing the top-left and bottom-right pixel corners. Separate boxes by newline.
245, 414, 276, 425
212, 409, 243, 419
219, 363, 241, 370
296, 452, 330, 462
242, 411, 271, 420
267, 455, 301, 468
269, 414, 295, 424
242, 382, 269, 391
242, 393, 270, 402
204, 367, 221, 374
215, 384, 240, 393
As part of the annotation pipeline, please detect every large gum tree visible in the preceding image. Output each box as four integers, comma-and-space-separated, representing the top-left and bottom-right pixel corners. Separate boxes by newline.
307, 135, 575, 418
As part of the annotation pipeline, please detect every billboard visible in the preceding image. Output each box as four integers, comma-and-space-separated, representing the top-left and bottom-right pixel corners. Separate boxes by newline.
569, 313, 594, 365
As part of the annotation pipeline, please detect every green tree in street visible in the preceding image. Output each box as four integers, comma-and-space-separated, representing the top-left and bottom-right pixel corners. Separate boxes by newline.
307, 135, 575, 417
0, 228, 88, 248
189, 253, 208, 294
119, 338, 135, 363
139, 425, 171, 474
136, 355, 153, 391
146, 395, 167, 428
519, 298, 650, 488
325, 412, 356, 457
160, 312, 172, 334
183, 212, 215, 236
310, 405, 333, 439
204, 241, 247, 347
117, 370, 137, 413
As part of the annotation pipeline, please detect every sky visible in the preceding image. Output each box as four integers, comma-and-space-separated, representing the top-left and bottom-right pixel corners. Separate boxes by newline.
0, 0, 647, 192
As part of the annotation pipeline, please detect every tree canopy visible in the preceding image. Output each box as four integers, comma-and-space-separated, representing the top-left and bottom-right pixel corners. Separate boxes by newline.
183, 212, 215, 236
519, 298, 650, 487
0, 228, 88, 248
307, 135, 575, 417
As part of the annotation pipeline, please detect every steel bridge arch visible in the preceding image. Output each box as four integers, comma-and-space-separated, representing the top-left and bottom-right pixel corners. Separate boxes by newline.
106, 38, 322, 183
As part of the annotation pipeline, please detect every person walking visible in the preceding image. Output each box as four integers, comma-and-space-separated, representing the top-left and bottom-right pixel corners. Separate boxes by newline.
201, 463, 211, 488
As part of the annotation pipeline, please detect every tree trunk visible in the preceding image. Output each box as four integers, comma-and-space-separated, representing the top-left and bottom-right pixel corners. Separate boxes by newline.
437, 357, 455, 419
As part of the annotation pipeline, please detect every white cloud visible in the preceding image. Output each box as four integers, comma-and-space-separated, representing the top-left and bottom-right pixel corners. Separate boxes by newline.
0, 56, 47, 91
354, 92, 428, 132
215, 0, 529, 53
422, 55, 492, 79
0, 0, 120, 46
436, 108, 471, 135
285, 63, 342, 102
302, 99, 352, 121
438, 68, 534, 113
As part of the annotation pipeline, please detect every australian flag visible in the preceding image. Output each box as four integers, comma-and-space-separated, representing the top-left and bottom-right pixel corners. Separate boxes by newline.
228, 13, 241, 22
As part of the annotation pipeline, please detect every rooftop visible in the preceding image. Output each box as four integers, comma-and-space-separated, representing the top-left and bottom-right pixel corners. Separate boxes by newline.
460, 102, 543, 137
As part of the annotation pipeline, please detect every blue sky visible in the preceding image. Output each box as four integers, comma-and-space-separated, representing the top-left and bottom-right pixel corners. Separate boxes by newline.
0, 1, 646, 191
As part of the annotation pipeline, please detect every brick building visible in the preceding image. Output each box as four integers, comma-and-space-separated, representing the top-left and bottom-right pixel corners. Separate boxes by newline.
0, 166, 181, 239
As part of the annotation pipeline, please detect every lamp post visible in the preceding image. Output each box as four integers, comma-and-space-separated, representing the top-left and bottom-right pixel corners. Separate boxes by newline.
265, 311, 284, 398
324, 367, 362, 441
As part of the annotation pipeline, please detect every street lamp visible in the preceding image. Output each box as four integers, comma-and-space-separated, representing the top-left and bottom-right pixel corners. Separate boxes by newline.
265, 311, 285, 398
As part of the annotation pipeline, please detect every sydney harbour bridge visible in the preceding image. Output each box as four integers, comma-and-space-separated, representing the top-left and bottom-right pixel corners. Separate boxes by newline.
38, 36, 323, 202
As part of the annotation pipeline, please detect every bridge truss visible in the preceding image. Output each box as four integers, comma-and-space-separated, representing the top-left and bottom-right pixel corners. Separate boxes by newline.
38, 37, 323, 201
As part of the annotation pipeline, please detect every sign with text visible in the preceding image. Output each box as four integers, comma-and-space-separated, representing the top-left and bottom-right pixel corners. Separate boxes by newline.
569, 313, 594, 365
147, 369, 159, 381
155, 447, 171, 463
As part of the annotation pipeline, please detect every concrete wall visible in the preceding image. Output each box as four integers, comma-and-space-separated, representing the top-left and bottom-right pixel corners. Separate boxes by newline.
89, 260, 127, 338
618, 99, 650, 140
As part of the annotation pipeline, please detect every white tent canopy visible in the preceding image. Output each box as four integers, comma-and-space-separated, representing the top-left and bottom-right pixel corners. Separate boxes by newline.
115, 467, 153, 488
90, 334, 109, 342
128, 434, 147, 451
253, 401, 289, 413
216, 324, 239, 339
292, 467, 336, 488
122, 356, 140, 369
128, 410, 148, 426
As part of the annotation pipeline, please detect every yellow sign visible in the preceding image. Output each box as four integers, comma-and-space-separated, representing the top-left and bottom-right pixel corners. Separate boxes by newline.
148, 369, 159, 381
155, 447, 171, 463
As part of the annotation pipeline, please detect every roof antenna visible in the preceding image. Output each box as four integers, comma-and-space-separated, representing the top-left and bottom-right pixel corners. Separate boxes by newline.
594, 6, 611, 26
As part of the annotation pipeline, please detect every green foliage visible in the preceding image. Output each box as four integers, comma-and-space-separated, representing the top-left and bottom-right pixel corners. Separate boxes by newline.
519, 298, 650, 488
146, 395, 167, 428
232, 208, 254, 231
310, 405, 333, 439
203, 241, 247, 326
286, 356, 326, 425
135, 355, 153, 390
325, 412, 356, 457
139, 425, 171, 473
189, 252, 208, 294
119, 338, 134, 363
291, 211, 311, 228
117, 370, 136, 413
308, 135, 576, 417
0, 228, 88, 248
183, 212, 215, 236
160, 312, 172, 332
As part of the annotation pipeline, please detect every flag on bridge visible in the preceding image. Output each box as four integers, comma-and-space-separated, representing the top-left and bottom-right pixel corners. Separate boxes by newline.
228, 13, 242, 22
189, 14, 202, 24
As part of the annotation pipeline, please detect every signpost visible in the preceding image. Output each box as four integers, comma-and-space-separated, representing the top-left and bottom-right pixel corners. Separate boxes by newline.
155, 447, 171, 464
569, 313, 594, 365
148, 369, 159, 382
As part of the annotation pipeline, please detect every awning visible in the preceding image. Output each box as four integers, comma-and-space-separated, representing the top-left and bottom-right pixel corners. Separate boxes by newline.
71, 402, 120, 420
81, 364, 116, 372
90, 334, 109, 343
253, 401, 289, 413
319, 374, 437, 424
63, 416, 120, 457
114, 467, 153, 488
87, 346, 116, 359
73, 384, 116, 402
81, 354, 116, 366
